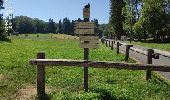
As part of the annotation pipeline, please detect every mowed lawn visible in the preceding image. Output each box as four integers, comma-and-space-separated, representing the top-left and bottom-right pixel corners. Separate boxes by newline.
0, 34, 170, 100
132, 41, 170, 52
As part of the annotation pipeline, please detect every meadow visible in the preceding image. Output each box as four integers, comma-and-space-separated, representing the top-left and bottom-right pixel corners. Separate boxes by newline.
0, 34, 170, 100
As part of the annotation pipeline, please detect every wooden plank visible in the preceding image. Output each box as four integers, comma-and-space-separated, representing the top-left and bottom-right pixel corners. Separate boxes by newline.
30, 59, 170, 72
80, 36, 99, 42
74, 22, 94, 29
83, 8, 90, 18
79, 36, 99, 48
75, 28, 94, 35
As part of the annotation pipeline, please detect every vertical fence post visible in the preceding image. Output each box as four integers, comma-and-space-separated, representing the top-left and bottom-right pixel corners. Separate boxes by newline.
125, 45, 133, 61
146, 49, 153, 80
101, 39, 104, 44
37, 52, 45, 99
111, 40, 114, 50
117, 42, 120, 54
109, 40, 111, 47
106, 40, 108, 47
83, 4, 90, 92
84, 48, 89, 92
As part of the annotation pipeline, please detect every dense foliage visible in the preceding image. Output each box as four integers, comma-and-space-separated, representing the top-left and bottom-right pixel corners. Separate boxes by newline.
108, 0, 170, 42
0, 0, 6, 40
11, 16, 99, 36
109, 0, 125, 40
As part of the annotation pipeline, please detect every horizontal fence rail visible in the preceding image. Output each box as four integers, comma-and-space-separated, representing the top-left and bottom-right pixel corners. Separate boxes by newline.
104, 39, 170, 58
154, 49, 170, 58
30, 59, 170, 72
130, 47, 147, 56
30, 50, 170, 99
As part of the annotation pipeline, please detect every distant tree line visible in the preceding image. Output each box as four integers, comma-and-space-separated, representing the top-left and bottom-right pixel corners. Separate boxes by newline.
11, 16, 99, 36
105, 0, 170, 42
11, 16, 57, 34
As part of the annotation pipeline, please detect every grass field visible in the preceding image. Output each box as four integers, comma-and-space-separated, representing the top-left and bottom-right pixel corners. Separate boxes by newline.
131, 41, 170, 52
0, 34, 170, 100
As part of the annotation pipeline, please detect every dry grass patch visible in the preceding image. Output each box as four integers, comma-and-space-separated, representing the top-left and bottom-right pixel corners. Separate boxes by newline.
14, 85, 54, 100
52, 34, 79, 40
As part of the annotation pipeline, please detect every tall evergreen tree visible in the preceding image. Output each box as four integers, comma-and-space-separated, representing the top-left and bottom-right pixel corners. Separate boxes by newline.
0, 0, 6, 40
48, 18, 56, 33
109, 0, 125, 40
62, 17, 71, 34
58, 19, 63, 33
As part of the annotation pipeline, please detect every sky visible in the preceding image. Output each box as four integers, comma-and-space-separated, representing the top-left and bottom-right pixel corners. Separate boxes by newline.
6, 0, 110, 24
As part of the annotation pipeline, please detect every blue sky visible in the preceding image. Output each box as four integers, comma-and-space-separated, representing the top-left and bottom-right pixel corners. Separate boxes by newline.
8, 0, 110, 24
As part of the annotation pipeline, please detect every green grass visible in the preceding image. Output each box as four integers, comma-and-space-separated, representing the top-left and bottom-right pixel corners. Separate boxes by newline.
131, 41, 170, 52
0, 34, 170, 100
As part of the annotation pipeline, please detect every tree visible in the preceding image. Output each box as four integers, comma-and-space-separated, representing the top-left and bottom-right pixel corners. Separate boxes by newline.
58, 20, 63, 33
17, 16, 36, 33
48, 18, 56, 33
70, 20, 75, 35
123, 0, 142, 40
62, 17, 72, 34
34, 18, 47, 33
136, 0, 170, 42
0, 0, 6, 40
109, 0, 125, 40
11, 16, 50, 34
91, 19, 99, 36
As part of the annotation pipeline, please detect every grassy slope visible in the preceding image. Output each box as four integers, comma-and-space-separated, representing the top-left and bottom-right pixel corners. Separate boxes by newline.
0, 34, 170, 100
132, 41, 170, 52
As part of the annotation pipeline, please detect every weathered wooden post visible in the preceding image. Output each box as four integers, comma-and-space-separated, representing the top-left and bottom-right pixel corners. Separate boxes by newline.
111, 40, 114, 50
125, 45, 133, 61
37, 52, 45, 99
106, 40, 108, 47
116, 42, 120, 54
146, 49, 154, 80
83, 4, 90, 92
109, 40, 111, 47
74, 3, 98, 92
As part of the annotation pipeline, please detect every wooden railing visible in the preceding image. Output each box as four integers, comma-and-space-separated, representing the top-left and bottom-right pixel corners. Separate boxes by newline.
30, 52, 170, 99
103, 39, 170, 59
102, 39, 169, 81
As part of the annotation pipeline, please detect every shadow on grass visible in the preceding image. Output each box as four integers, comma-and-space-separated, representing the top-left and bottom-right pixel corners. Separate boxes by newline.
0, 38, 12, 43
106, 79, 122, 84
90, 88, 131, 100
151, 74, 170, 87
36, 94, 51, 100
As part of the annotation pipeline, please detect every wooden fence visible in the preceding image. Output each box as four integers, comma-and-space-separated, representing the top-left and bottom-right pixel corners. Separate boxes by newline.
30, 51, 170, 99
103, 39, 170, 59
103, 39, 170, 80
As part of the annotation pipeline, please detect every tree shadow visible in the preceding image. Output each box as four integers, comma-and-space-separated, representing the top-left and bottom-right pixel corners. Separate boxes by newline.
90, 88, 131, 100
106, 79, 121, 84
0, 38, 12, 43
